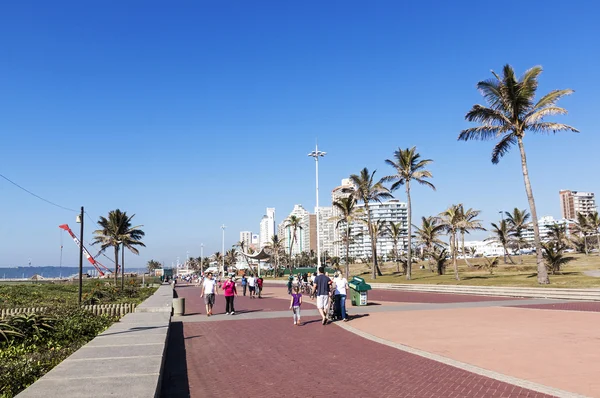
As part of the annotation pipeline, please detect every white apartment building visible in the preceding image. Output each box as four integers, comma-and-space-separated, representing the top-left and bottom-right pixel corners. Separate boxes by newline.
463, 240, 505, 257
560, 190, 596, 219
259, 207, 276, 248
347, 199, 408, 260
316, 206, 335, 258
522, 216, 574, 243
278, 204, 313, 255
331, 178, 354, 257
239, 231, 252, 249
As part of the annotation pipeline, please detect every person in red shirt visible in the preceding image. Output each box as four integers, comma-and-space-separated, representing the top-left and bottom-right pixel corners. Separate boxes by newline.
256, 276, 264, 298
222, 275, 238, 315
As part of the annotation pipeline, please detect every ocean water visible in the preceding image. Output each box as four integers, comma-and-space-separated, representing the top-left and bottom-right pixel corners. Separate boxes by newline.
0, 266, 148, 279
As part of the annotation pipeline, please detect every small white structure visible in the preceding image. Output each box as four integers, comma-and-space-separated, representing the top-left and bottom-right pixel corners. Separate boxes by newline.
463, 240, 505, 257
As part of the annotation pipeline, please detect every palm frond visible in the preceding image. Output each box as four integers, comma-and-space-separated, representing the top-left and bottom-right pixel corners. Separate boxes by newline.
458, 125, 504, 141
528, 122, 579, 134
532, 89, 574, 110
491, 133, 517, 164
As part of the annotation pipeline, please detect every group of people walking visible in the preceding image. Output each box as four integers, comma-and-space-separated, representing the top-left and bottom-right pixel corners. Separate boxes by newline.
200, 272, 264, 316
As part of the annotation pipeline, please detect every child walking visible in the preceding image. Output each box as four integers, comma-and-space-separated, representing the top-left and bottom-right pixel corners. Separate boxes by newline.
289, 286, 302, 326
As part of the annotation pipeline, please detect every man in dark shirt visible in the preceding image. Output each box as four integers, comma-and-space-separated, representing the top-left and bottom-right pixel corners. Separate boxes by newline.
312, 266, 331, 325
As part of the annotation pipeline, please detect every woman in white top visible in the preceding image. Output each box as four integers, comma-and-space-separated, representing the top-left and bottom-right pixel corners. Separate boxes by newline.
333, 272, 349, 321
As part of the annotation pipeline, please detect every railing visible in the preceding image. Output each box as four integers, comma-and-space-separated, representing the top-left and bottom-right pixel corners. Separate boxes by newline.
0, 303, 137, 319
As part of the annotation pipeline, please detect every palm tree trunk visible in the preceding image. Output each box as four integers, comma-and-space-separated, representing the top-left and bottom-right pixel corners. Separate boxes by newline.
406, 183, 412, 280
395, 242, 399, 273
518, 241, 523, 264
452, 232, 459, 280
584, 234, 588, 255
596, 233, 600, 256
121, 246, 125, 290
461, 232, 471, 267
518, 137, 549, 284
114, 245, 119, 286
345, 224, 350, 279
366, 203, 377, 279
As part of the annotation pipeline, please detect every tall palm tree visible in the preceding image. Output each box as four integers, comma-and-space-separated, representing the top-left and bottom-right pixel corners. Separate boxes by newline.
414, 216, 446, 273
225, 248, 237, 271
572, 213, 590, 255
369, 219, 390, 266
505, 208, 531, 263
439, 204, 462, 280
586, 212, 600, 255
384, 147, 435, 280
284, 215, 303, 268
487, 220, 515, 264
265, 235, 284, 277
92, 209, 145, 288
459, 64, 578, 284
349, 168, 392, 279
331, 196, 362, 278
388, 222, 405, 273
213, 251, 223, 273
458, 207, 485, 267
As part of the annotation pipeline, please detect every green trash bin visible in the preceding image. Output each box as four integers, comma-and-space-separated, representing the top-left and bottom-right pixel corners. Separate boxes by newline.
348, 276, 372, 306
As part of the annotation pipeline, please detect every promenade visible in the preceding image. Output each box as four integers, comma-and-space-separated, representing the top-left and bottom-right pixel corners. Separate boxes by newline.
162, 283, 600, 398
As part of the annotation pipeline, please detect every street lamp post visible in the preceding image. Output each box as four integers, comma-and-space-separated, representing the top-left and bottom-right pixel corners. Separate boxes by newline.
76, 206, 84, 305
499, 210, 507, 263
308, 144, 326, 268
221, 225, 226, 276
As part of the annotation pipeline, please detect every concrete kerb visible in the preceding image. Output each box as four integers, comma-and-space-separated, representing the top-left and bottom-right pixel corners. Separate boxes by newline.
17, 283, 174, 398
335, 322, 589, 398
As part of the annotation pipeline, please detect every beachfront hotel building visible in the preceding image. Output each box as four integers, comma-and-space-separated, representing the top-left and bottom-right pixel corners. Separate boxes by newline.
560, 190, 596, 219
521, 216, 575, 243
259, 207, 276, 248
278, 204, 316, 256
316, 206, 335, 259
239, 231, 252, 249
347, 199, 408, 260
331, 178, 354, 257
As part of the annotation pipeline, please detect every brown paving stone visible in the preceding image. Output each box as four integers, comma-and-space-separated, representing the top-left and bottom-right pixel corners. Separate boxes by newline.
367, 289, 524, 304
508, 301, 600, 312
177, 318, 553, 398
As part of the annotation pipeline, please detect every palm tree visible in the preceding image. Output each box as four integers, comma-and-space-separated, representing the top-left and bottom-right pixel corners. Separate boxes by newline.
481, 256, 499, 275
213, 251, 223, 272
225, 248, 237, 271
458, 207, 485, 267
349, 168, 393, 279
505, 208, 531, 263
284, 215, 303, 268
572, 213, 590, 255
459, 64, 578, 284
487, 220, 515, 264
331, 196, 362, 278
388, 222, 405, 273
430, 247, 448, 275
542, 243, 575, 275
546, 224, 569, 251
265, 235, 284, 277
414, 216, 445, 272
586, 212, 600, 255
201, 257, 211, 270
369, 219, 390, 266
384, 147, 435, 280
439, 204, 462, 280
92, 209, 145, 288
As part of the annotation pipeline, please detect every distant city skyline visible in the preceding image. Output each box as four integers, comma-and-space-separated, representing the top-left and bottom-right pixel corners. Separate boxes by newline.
1, 1, 598, 267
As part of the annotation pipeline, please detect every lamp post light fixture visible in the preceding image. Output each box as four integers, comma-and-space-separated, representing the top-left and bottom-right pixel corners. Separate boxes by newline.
308, 144, 326, 268
76, 207, 84, 305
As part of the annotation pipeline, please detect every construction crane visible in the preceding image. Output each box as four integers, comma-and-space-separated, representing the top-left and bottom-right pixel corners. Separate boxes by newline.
59, 224, 113, 276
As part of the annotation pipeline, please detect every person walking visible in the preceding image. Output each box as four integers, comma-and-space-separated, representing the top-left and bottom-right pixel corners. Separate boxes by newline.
222, 275, 237, 315
256, 276, 264, 298
200, 272, 218, 316
287, 275, 294, 295
241, 274, 248, 296
247, 274, 256, 299
312, 266, 331, 325
289, 285, 302, 326
333, 271, 349, 322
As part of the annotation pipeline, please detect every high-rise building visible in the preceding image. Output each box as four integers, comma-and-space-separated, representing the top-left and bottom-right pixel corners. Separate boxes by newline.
259, 208, 276, 248
347, 199, 408, 260
251, 234, 259, 249
239, 231, 252, 249
522, 216, 574, 243
279, 204, 312, 256
560, 190, 596, 219
316, 207, 335, 259
331, 178, 354, 257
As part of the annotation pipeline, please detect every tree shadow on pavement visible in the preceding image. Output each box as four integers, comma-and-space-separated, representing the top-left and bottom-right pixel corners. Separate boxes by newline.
160, 321, 190, 398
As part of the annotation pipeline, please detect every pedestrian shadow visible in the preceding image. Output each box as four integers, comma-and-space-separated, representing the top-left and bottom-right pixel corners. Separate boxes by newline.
235, 309, 263, 314
348, 314, 370, 320
160, 322, 191, 398
300, 319, 323, 325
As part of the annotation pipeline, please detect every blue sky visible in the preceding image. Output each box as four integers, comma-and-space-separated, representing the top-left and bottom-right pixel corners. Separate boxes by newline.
1, 0, 598, 268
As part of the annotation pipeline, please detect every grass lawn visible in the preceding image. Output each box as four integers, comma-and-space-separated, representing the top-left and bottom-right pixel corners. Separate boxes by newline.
347, 253, 600, 288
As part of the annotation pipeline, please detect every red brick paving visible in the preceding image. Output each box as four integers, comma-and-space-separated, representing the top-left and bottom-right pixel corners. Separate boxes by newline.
176, 317, 553, 398
367, 289, 523, 304
509, 301, 600, 313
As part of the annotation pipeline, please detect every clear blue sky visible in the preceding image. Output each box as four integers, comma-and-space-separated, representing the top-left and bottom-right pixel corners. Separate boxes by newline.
1, 0, 598, 268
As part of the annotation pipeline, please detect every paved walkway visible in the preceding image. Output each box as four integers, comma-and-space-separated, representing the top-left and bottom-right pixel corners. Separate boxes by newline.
162, 283, 600, 398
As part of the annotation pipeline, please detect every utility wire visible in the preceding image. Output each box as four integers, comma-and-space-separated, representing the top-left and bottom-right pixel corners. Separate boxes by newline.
0, 173, 76, 212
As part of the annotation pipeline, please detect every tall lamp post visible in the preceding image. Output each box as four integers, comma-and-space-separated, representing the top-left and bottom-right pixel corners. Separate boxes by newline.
308, 144, 326, 268
76, 206, 84, 305
499, 210, 507, 263
221, 225, 226, 276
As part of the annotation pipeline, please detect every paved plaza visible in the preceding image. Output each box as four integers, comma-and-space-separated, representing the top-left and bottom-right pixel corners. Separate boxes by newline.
161, 283, 600, 398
